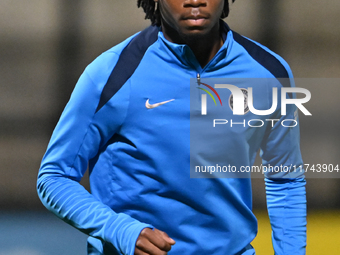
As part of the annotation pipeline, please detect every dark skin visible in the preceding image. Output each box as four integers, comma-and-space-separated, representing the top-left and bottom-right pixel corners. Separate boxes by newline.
160, 0, 225, 67
134, 0, 225, 254
135, 228, 175, 255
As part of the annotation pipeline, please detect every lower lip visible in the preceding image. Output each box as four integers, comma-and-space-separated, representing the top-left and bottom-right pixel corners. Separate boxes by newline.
185, 18, 206, 26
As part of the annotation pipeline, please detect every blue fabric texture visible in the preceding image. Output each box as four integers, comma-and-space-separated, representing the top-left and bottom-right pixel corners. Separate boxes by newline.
37, 22, 306, 255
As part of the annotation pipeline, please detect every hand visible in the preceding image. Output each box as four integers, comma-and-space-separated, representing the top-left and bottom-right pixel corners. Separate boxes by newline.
134, 228, 176, 255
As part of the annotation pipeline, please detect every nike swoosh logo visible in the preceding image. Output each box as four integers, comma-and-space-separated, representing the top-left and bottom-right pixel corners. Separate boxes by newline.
145, 99, 175, 109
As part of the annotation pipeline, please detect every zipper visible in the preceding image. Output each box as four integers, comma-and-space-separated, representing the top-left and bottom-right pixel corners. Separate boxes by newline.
196, 73, 206, 115
197, 73, 201, 85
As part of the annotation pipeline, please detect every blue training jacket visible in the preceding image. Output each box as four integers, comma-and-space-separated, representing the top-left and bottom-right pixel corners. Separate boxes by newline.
37, 22, 306, 255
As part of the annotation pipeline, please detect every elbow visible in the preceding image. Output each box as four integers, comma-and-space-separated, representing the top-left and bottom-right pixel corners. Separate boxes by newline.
36, 166, 66, 209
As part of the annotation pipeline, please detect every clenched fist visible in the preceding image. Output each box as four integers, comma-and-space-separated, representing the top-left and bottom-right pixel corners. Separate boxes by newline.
134, 228, 176, 255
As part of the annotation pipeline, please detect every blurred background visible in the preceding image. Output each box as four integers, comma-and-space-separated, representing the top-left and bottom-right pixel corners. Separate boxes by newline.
0, 0, 339, 254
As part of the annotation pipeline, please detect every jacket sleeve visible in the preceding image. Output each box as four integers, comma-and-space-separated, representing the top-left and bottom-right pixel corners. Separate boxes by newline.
260, 77, 307, 254
265, 178, 306, 254
37, 52, 152, 255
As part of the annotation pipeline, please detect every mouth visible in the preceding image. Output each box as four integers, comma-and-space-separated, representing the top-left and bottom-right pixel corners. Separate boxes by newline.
182, 13, 209, 27
185, 19, 206, 27
184, 14, 207, 19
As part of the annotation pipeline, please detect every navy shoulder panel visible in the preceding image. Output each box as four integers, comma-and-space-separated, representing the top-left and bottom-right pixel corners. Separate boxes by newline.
96, 25, 159, 112
232, 31, 291, 87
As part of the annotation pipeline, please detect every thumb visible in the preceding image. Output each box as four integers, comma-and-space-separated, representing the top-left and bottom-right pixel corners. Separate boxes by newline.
158, 230, 176, 245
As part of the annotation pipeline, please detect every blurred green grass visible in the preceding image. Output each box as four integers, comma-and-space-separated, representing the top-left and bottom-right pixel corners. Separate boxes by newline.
252, 210, 340, 254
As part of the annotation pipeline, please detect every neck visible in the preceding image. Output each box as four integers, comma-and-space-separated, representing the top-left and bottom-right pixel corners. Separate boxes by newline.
186, 30, 224, 68
161, 21, 224, 68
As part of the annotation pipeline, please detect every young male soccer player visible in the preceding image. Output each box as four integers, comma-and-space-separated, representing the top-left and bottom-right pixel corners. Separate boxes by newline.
37, 0, 307, 254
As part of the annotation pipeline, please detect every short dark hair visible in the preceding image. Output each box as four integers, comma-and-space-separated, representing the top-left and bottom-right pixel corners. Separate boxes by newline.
137, 0, 235, 27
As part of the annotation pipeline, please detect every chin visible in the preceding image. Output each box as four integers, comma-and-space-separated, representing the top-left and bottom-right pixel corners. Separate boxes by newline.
181, 28, 209, 40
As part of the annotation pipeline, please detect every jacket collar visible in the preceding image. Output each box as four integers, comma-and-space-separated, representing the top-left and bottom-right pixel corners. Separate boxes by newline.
157, 21, 232, 71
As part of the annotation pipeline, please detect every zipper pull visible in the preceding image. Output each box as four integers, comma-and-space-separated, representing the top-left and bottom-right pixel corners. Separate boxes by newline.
197, 73, 201, 85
